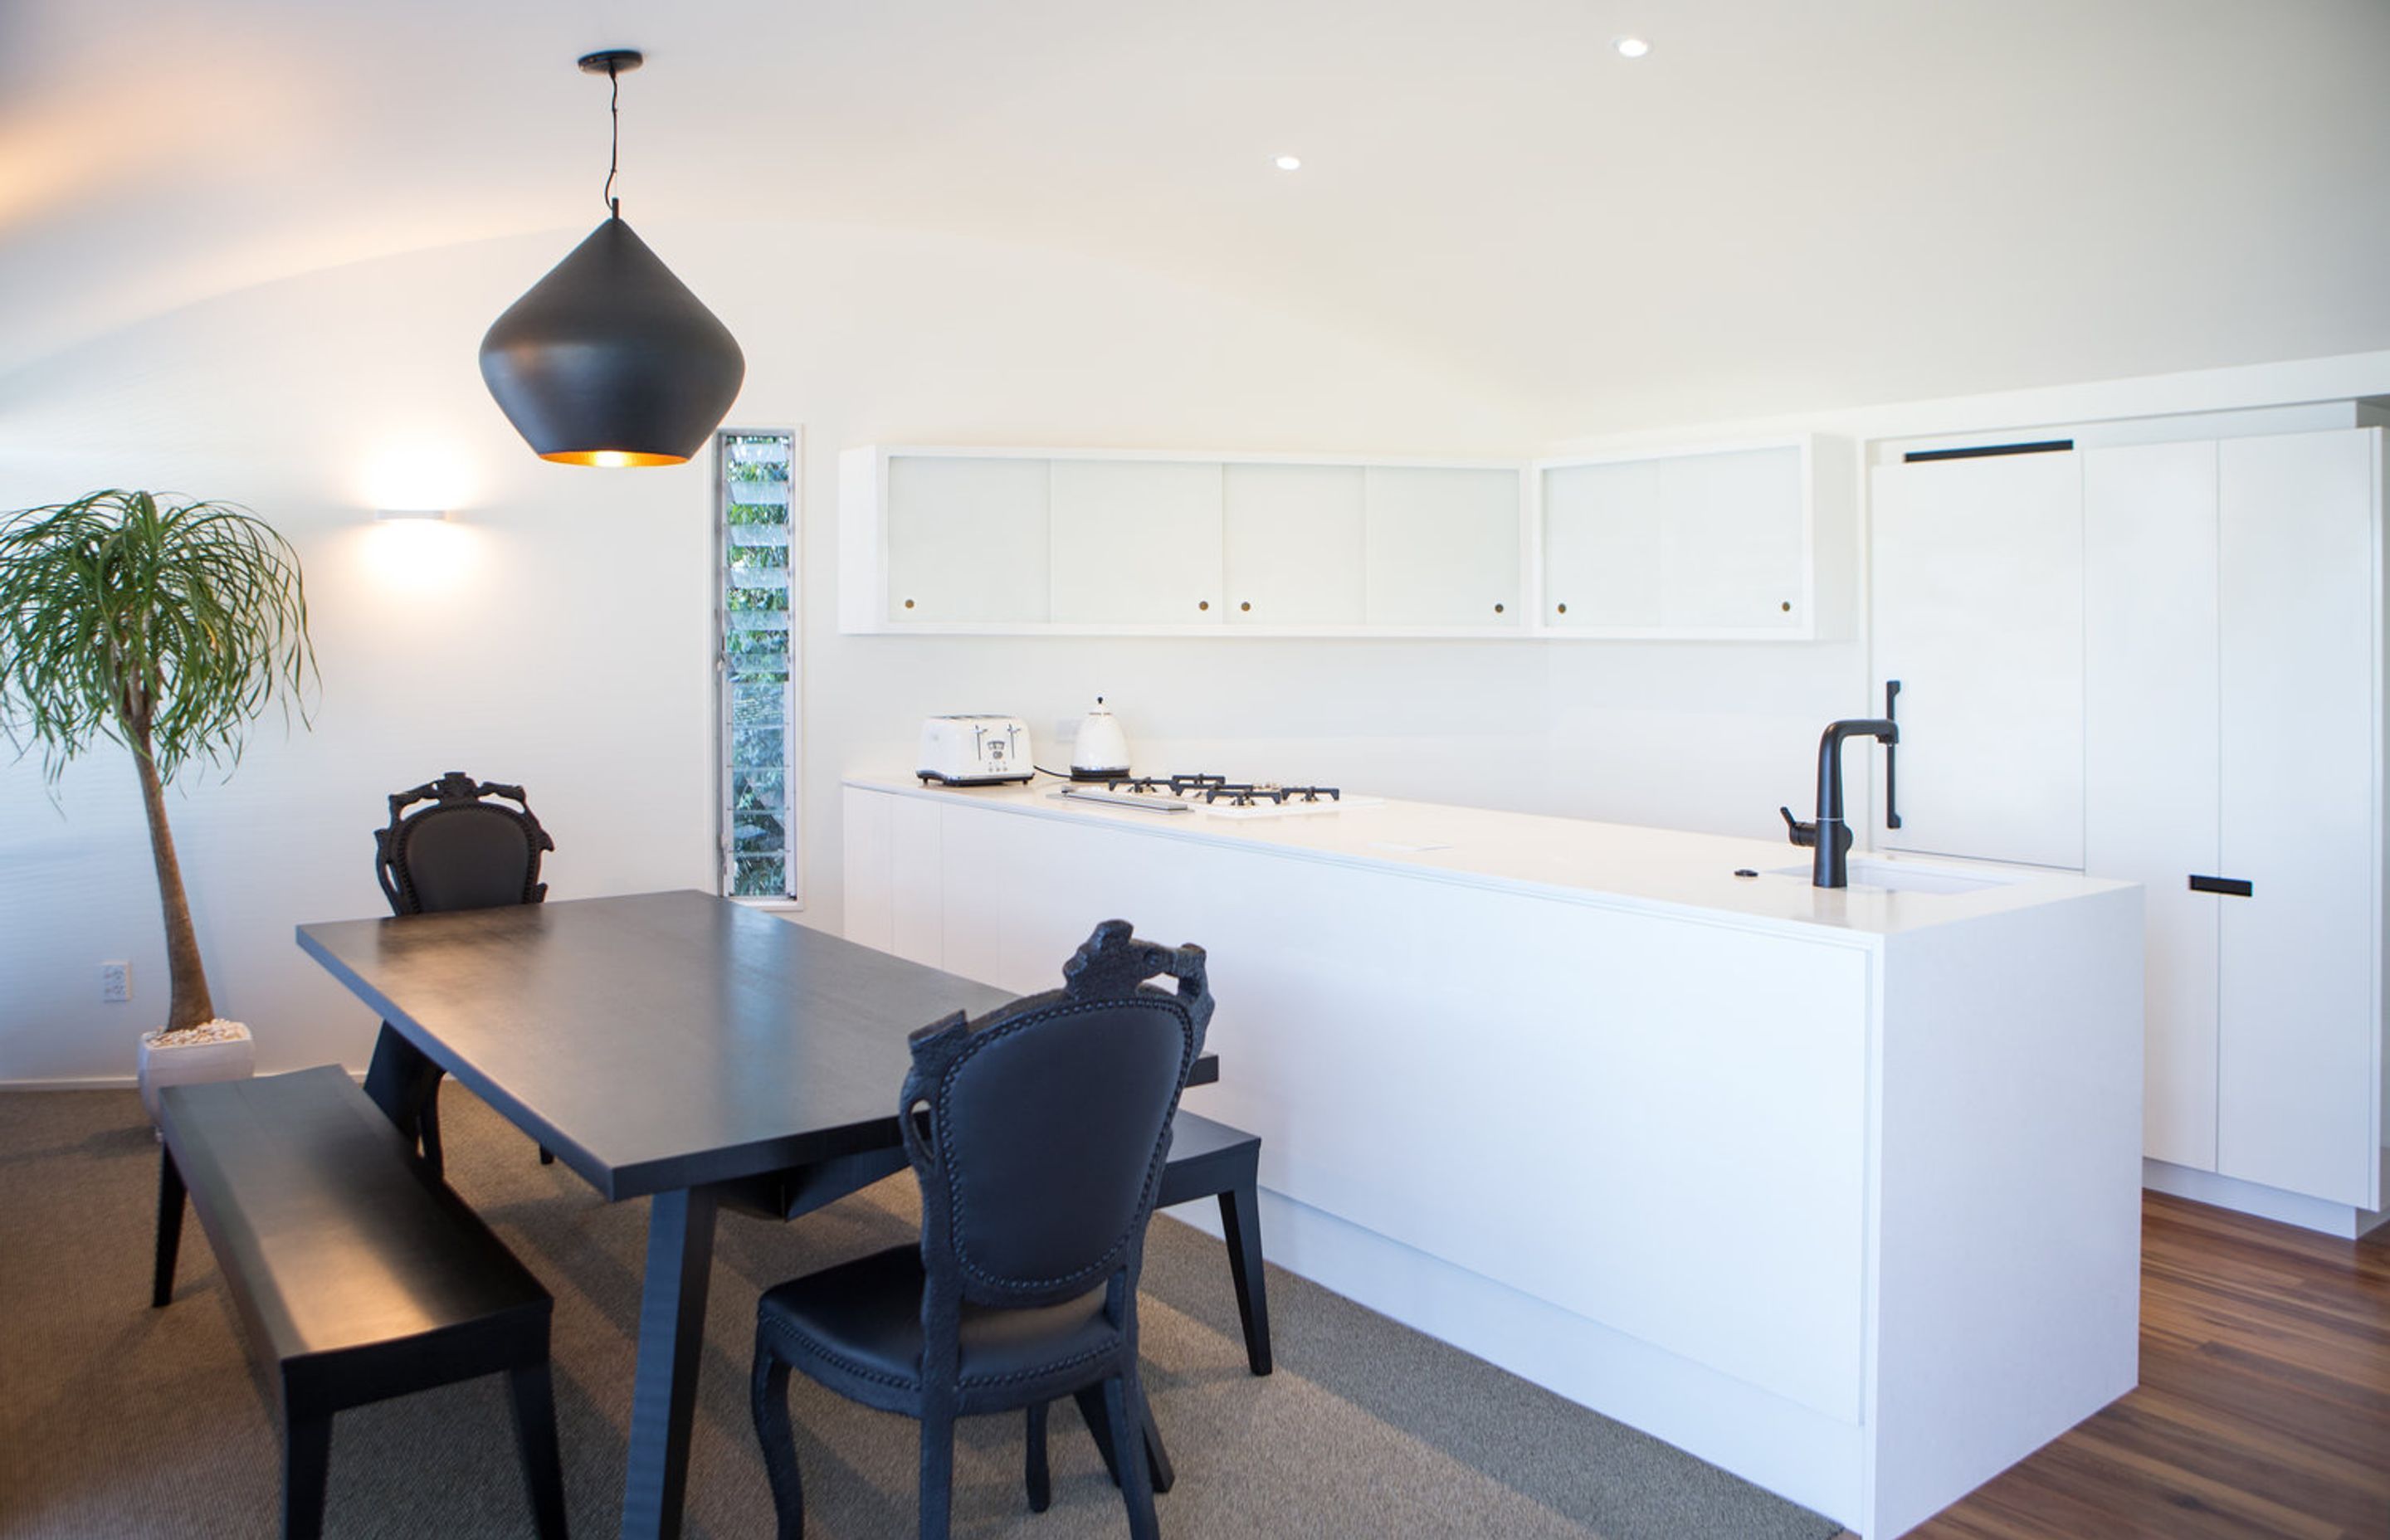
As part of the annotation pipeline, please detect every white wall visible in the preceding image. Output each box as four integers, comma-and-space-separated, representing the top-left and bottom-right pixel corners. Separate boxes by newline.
8, 221, 1865, 1083
5, 216, 2386, 1084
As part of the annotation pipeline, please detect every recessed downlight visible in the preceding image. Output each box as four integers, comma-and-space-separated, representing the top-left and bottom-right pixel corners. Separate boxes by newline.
1614, 36, 1651, 58
1273, 154, 1303, 172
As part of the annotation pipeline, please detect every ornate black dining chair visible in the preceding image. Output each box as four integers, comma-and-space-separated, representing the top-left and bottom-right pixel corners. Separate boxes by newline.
750, 919, 1211, 1540
362, 771, 554, 1177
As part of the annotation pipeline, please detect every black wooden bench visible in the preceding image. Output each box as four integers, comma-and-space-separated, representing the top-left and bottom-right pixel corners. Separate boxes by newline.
153, 1065, 567, 1539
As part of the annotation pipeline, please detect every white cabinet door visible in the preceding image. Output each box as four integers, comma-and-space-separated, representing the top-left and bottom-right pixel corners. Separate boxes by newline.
1542, 447, 1807, 634
1222, 463, 1366, 626
1871, 451, 2085, 870
883, 456, 1051, 624
1048, 460, 1225, 626
887, 792, 944, 967
2217, 429, 2381, 1208
2083, 441, 2222, 1172
1662, 446, 1807, 632
1363, 466, 1523, 628
841, 788, 895, 953
1542, 459, 1666, 630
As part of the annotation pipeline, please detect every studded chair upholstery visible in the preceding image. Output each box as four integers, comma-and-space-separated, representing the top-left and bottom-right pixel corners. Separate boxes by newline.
362, 772, 555, 1176
749, 919, 1212, 1540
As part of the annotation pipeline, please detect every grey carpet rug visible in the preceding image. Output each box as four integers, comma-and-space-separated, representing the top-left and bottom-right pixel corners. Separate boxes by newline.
0, 1084, 1836, 1539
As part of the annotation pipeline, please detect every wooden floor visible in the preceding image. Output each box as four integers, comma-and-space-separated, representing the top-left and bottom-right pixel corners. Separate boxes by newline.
1853, 1191, 2390, 1538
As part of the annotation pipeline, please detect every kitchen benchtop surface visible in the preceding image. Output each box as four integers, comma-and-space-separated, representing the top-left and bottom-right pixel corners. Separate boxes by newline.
846, 773, 2136, 941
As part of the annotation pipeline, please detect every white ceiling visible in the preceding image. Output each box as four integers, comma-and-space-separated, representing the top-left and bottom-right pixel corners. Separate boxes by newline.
4, 0, 2388, 430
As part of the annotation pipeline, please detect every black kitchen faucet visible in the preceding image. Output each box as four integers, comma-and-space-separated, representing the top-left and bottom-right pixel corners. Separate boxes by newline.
1781, 717, 1900, 889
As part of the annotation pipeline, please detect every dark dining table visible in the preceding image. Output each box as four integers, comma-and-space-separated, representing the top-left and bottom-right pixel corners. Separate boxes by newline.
297, 888, 1217, 1540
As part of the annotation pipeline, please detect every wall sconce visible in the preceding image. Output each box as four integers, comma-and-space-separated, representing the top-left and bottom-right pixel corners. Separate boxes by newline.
373, 508, 450, 522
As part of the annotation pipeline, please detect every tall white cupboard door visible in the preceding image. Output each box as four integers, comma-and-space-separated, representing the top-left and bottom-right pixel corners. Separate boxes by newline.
1871, 451, 2085, 870
1048, 461, 1225, 626
2217, 429, 2382, 1209
2083, 441, 2222, 1172
1222, 464, 1366, 626
1363, 466, 1523, 627
883, 456, 1051, 623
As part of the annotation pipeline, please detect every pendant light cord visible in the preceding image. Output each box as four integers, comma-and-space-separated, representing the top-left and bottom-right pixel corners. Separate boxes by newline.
602, 62, 622, 217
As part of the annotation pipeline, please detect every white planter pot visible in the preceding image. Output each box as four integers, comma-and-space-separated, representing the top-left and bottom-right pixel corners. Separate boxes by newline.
137, 1021, 255, 1122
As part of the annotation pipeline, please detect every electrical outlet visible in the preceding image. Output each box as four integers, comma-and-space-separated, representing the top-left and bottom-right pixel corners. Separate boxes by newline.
100, 961, 131, 1003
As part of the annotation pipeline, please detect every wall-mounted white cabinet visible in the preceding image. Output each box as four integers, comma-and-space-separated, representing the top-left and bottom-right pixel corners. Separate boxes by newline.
1222, 463, 1366, 625
1539, 441, 1813, 638
1362, 465, 1523, 626
1874, 427, 2388, 1223
1048, 459, 1225, 626
842, 446, 1528, 637
841, 441, 1827, 641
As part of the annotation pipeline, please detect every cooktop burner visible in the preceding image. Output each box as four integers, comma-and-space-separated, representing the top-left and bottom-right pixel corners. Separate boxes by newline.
1051, 772, 1376, 819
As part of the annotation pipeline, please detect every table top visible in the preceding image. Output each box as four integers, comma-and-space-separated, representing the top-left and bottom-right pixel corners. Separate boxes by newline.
299, 889, 1213, 1201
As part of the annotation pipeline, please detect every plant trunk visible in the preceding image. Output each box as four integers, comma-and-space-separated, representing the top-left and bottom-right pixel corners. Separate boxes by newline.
132, 733, 216, 1031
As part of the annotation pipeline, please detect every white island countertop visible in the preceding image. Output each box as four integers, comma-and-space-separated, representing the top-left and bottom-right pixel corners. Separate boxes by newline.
844, 772, 2133, 942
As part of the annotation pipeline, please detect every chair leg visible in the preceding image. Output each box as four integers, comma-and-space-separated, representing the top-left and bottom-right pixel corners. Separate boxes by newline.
1139, 1385, 1176, 1495
1025, 1402, 1051, 1513
919, 1408, 955, 1540
1073, 1384, 1120, 1486
281, 1414, 332, 1540
539, 1145, 555, 1165
1104, 1375, 1159, 1540
417, 1076, 445, 1180
750, 1345, 805, 1540
152, 1148, 185, 1309
508, 1362, 568, 1540
1218, 1182, 1274, 1376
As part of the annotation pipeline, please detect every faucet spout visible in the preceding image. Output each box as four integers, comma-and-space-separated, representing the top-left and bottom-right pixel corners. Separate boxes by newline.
1798, 718, 1899, 888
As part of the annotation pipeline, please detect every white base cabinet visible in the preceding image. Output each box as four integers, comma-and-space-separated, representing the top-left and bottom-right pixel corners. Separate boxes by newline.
843, 779, 2144, 1539
1878, 427, 2388, 1218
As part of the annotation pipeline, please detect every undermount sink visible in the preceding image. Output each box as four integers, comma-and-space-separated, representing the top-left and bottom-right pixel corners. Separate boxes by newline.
1768, 858, 2024, 895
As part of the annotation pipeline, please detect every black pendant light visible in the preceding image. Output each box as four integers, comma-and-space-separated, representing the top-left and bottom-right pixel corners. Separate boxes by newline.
480, 50, 745, 467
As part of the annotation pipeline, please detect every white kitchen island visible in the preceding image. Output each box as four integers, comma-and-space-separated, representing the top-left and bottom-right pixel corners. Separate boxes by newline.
841, 775, 2144, 1538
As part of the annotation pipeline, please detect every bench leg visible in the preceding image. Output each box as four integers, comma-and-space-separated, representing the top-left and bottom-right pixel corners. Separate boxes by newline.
281, 1414, 331, 1540
152, 1148, 185, 1309
1218, 1180, 1274, 1376
509, 1362, 569, 1540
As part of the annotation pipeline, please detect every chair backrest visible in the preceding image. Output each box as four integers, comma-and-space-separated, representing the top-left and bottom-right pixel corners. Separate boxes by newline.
373, 771, 555, 916
900, 919, 1212, 1316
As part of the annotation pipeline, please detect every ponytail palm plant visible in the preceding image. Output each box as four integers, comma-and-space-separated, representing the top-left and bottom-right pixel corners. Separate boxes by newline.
0, 490, 314, 1038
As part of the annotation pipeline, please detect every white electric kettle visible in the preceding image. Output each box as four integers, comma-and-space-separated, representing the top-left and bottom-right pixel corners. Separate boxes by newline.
1070, 697, 1132, 780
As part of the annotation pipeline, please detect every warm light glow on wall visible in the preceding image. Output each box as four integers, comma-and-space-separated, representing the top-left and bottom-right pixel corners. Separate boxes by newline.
358, 516, 476, 597
357, 441, 476, 517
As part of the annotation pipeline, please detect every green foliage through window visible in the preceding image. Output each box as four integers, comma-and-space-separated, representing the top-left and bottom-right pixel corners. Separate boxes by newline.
719, 431, 796, 898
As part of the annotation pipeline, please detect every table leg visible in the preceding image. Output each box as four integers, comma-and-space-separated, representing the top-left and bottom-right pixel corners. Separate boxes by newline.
621, 1185, 719, 1540
360, 1022, 443, 1157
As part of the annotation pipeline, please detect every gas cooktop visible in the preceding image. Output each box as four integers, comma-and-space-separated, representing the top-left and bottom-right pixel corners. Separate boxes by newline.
1051, 772, 1381, 820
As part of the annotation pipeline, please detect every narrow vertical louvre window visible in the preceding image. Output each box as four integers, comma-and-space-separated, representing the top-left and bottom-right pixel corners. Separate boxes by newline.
718, 429, 798, 899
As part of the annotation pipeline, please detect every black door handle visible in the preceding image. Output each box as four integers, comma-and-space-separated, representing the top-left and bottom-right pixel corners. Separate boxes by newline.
1884, 680, 1902, 831
2188, 875, 2253, 897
